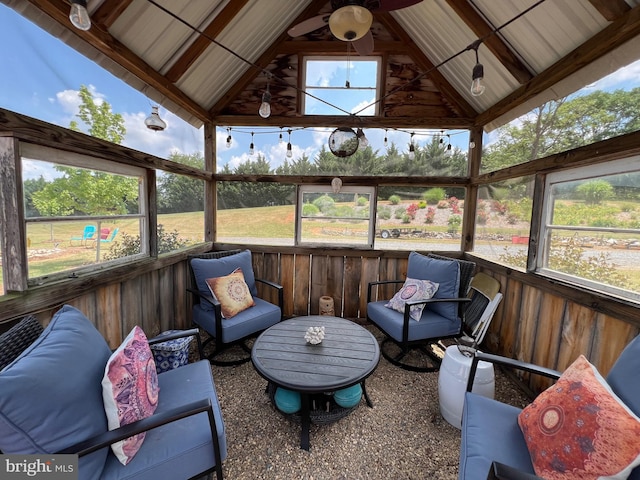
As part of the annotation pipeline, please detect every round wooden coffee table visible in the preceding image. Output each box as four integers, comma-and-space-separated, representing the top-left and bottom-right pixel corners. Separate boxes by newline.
251, 315, 380, 450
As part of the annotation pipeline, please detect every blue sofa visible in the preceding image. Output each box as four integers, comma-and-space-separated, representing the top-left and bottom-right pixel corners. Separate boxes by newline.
0, 305, 227, 480
459, 334, 640, 480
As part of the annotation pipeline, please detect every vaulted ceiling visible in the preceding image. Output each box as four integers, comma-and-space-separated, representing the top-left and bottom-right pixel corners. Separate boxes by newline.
5, 0, 640, 132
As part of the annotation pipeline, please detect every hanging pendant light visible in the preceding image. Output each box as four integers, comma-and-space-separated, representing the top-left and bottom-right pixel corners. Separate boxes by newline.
258, 74, 272, 118
328, 5, 373, 41
470, 41, 486, 97
286, 129, 293, 158
69, 0, 91, 31
249, 132, 255, 155
144, 106, 166, 132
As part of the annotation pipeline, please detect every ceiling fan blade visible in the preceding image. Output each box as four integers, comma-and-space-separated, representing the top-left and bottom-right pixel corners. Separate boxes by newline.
376, 0, 423, 11
287, 14, 330, 37
352, 31, 374, 56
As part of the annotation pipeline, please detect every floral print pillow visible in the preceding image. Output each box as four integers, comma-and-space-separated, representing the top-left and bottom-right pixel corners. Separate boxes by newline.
385, 277, 439, 321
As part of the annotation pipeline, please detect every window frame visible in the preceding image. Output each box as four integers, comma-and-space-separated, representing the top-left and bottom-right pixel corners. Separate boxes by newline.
301, 56, 382, 116
537, 155, 640, 302
296, 184, 376, 248
21, 143, 149, 286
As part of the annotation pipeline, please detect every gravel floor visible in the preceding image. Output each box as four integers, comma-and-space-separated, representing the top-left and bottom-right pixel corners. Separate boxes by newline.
202, 326, 531, 480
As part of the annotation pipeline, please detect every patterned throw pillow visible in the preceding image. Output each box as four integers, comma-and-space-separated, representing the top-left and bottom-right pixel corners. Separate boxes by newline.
102, 326, 159, 465
518, 355, 640, 480
385, 277, 439, 321
206, 267, 255, 318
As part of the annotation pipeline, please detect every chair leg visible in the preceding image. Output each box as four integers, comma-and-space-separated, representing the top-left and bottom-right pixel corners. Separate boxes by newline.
204, 338, 253, 367
380, 338, 442, 373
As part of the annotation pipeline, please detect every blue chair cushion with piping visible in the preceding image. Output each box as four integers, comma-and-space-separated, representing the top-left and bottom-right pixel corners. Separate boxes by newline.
100, 360, 227, 480
191, 250, 258, 312
0, 305, 112, 480
459, 393, 534, 480
192, 297, 281, 343
407, 251, 461, 322
274, 387, 301, 414
334, 384, 362, 408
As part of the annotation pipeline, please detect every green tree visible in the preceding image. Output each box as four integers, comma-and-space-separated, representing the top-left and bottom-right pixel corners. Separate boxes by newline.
69, 85, 126, 144
158, 152, 205, 213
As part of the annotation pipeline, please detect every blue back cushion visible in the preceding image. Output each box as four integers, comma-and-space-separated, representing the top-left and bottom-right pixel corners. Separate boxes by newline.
0, 305, 112, 480
607, 334, 640, 417
407, 251, 461, 322
191, 250, 257, 311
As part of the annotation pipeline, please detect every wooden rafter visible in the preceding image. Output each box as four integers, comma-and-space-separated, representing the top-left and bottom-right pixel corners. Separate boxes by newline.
165, 0, 251, 83
477, 4, 640, 127
25, 0, 210, 123
587, 0, 631, 21
91, 0, 133, 29
444, 0, 534, 84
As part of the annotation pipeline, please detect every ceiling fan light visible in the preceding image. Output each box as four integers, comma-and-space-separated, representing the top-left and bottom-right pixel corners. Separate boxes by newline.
329, 5, 373, 41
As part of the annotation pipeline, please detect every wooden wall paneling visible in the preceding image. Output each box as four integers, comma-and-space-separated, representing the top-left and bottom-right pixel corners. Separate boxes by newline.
360, 256, 381, 319
140, 270, 161, 337
343, 255, 362, 319
310, 255, 329, 315
68, 291, 97, 325
379, 256, 402, 300
528, 292, 565, 393
498, 277, 523, 359
293, 254, 311, 316
173, 261, 189, 329
94, 283, 123, 348
326, 255, 344, 317
516, 284, 542, 364
157, 265, 174, 333
120, 276, 143, 339
591, 313, 639, 376
556, 303, 598, 371
263, 252, 281, 306
280, 253, 295, 318
251, 250, 264, 295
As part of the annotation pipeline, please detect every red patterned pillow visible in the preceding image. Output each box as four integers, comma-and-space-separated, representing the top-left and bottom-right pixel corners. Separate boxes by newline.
518, 355, 640, 480
102, 326, 159, 465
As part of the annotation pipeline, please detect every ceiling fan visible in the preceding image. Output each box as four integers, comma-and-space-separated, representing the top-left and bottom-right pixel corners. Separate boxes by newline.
287, 0, 423, 56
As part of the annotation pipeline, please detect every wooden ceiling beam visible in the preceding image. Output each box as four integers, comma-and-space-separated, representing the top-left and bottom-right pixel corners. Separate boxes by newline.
212, 114, 474, 129
477, 4, 640, 128
587, 0, 631, 21
165, 0, 251, 83
91, 0, 133, 29
375, 11, 478, 119
209, 0, 330, 117
276, 40, 410, 55
444, 0, 534, 84
24, 0, 210, 123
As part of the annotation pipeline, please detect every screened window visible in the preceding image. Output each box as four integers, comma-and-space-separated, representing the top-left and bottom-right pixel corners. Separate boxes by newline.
298, 185, 375, 247
303, 57, 380, 116
539, 157, 640, 302
22, 144, 146, 284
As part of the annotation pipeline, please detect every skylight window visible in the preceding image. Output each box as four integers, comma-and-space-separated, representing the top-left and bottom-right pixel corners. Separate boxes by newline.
303, 57, 380, 116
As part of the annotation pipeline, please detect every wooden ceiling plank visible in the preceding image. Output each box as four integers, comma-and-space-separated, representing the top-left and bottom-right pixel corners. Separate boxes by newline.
91, 0, 134, 29
444, 0, 534, 84
25, 0, 210, 123
477, 4, 640, 127
375, 11, 478, 119
587, 0, 631, 21
209, 0, 330, 117
277, 40, 410, 55
165, 0, 251, 83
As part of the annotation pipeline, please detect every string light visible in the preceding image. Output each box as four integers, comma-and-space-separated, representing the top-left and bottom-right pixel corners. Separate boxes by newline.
69, 0, 91, 31
249, 132, 255, 155
470, 40, 486, 97
286, 129, 293, 158
383, 129, 388, 148
279, 128, 283, 144
408, 132, 415, 160
258, 73, 272, 118
225, 127, 232, 148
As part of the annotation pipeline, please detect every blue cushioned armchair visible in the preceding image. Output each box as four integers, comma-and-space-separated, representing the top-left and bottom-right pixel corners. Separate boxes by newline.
459, 334, 640, 480
0, 305, 227, 480
366, 252, 476, 372
188, 249, 283, 366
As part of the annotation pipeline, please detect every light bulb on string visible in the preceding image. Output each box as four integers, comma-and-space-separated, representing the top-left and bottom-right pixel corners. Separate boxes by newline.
408, 132, 415, 160
356, 128, 368, 150
470, 40, 486, 97
69, 0, 91, 31
249, 132, 255, 156
279, 128, 283, 144
439, 130, 444, 145
286, 129, 293, 158
383, 129, 388, 148
258, 73, 272, 118
469, 140, 476, 149
226, 128, 232, 148
445, 135, 452, 155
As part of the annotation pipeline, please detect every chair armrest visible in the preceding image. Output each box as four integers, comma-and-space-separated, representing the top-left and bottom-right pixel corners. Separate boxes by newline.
467, 351, 562, 393
255, 278, 284, 320
147, 328, 203, 361
487, 462, 544, 480
367, 280, 404, 302
58, 398, 217, 457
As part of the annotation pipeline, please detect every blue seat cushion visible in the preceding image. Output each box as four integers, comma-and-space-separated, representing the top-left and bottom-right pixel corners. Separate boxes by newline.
0, 305, 112, 480
274, 387, 301, 414
191, 250, 258, 311
192, 297, 281, 342
459, 393, 534, 480
334, 384, 362, 408
100, 360, 227, 480
367, 301, 460, 343
407, 251, 461, 322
